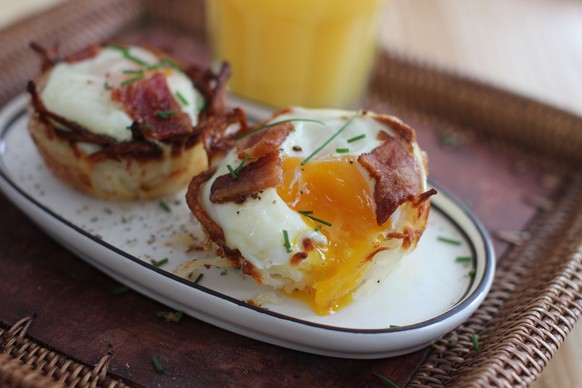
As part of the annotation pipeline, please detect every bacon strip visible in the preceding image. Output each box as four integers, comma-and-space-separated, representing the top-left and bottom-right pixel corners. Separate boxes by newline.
186, 62, 231, 116
358, 136, 422, 225
373, 115, 416, 146
111, 72, 192, 141
237, 122, 292, 161
210, 151, 282, 204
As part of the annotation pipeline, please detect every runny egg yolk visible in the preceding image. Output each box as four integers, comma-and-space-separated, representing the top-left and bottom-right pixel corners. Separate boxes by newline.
277, 157, 388, 315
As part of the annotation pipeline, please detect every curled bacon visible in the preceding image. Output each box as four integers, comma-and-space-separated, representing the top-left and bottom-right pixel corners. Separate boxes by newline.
358, 136, 422, 225
236, 122, 293, 162
111, 72, 192, 141
209, 151, 282, 204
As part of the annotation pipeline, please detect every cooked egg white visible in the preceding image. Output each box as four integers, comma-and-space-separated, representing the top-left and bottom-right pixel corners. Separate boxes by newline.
40, 46, 204, 142
200, 108, 428, 314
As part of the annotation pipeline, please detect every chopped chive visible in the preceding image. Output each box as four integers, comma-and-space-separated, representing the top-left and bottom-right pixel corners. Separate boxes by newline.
234, 154, 250, 175
147, 63, 162, 71
161, 57, 184, 73
298, 210, 314, 215
301, 112, 360, 165
471, 334, 480, 350
283, 230, 292, 253
336, 148, 350, 153
155, 310, 183, 322
455, 256, 472, 263
113, 286, 129, 296
301, 213, 332, 227
314, 226, 322, 232
437, 236, 462, 245
372, 372, 399, 388
120, 74, 144, 86
226, 164, 237, 180
156, 111, 177, 119
194, 273, 204, 284
468, 269, 476, 277
151, 257, 169, 267
175, 91, 189, 105
389, 325, 400, 328
235, 119, 326, 140
347, 134, 366, 143
159, 200, 171, 213
107, 44, 127, 51
122, 69, 144, 74
107, 44, 150, 67
227, 154, 249, 180
151, 355, 164, 374
125, 53, 149, 66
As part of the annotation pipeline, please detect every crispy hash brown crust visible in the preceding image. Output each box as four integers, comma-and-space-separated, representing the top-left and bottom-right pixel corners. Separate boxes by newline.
26, 43, 240, 200
185, 110, 436, 300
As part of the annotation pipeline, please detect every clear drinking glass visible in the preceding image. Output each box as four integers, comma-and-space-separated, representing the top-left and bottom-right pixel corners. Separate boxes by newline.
206, 0, 386, 108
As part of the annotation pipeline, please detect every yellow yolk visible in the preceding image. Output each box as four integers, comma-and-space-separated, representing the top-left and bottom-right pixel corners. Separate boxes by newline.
277, 157, 387, 314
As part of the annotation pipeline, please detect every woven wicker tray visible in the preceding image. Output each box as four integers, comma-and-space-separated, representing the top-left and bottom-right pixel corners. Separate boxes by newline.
0, 0, 581, 386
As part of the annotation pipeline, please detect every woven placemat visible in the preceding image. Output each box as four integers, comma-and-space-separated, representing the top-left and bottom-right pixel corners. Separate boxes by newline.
0, 0, 580, 386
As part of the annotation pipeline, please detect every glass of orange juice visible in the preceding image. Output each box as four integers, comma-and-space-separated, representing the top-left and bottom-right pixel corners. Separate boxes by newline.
206, 0, 386, 108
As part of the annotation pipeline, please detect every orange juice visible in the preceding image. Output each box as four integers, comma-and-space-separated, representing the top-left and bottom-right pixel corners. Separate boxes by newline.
206, 0, 385, 108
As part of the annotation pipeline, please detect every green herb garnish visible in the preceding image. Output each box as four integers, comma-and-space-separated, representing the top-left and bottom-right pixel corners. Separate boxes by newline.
468, 269, 476, 277
301, 112, 360, 165
314, 226, 322, 232
299, 211, 332, 227
113, 286, 129, 296
146, 63, 162, 71
151, 257, 169, 267
227, 154, 250, 180
455, 256, 472, 263
437, 236, 462, 246
347, 134, 366, 143
155, 311, 183, 322
175, 91, 189, 105
389, 325, 400, 328
471, 334, 480, 350
120, 74, 144, 86
283, 230, 292, 253
156, 111, 177, 119
194, 273, 204, 284
159, 200, 171, 213
372, 371, 399, 388
336, 148, 350, 153
151, 355, 164, 374
235, 119, 326, 140
122, 69, 144, 74
107, 44, 149, 66
226, 164, 237, 179
161, 57, 184, 73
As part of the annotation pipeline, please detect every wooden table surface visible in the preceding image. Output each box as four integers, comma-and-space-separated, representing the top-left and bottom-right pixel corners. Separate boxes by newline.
1, 0, 581, 386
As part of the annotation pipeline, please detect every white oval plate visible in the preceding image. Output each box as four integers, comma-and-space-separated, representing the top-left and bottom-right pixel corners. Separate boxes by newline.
0, 94, 495, 359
